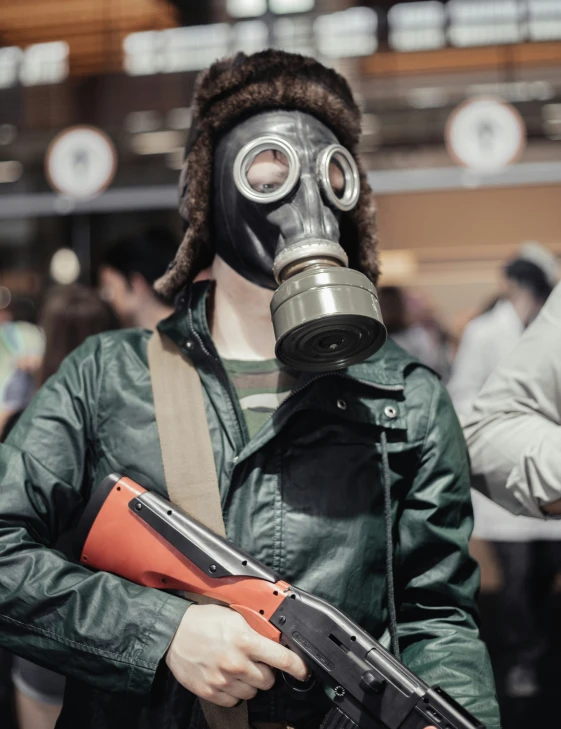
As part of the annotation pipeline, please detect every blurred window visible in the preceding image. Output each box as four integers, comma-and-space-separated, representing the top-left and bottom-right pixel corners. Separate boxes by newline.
273, 17, 314, 55
163, 25, 230, 73
232, 21, 269, 54
389, 1, 445, 51
314, 7, 378, 58
448, 0, 522, 46
19, 42, 68, 87
528, 0, 561, 41
270, 0, 315, 14
123, 32, 163, 75
227, 0, 267, 17
0, 48, 22, 90
124, 25, 231, 75
0, 43, 67, 89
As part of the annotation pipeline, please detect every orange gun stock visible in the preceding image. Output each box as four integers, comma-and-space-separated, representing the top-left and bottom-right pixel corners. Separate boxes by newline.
76, 474, 290, 643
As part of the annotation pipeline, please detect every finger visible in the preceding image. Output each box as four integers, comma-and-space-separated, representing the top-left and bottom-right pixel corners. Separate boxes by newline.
230, 660, 276, 691
218, 655, 274, 691
223, 679, 258, 701
204, 689, 242, 708
251, 661, 276, 691
249, 636, 308, 681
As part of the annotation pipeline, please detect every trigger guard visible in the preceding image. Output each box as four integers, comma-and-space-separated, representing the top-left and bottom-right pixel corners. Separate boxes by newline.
281, 671, 316, 699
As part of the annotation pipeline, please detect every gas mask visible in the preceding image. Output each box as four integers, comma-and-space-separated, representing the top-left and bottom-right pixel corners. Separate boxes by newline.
213, 110, 385, 372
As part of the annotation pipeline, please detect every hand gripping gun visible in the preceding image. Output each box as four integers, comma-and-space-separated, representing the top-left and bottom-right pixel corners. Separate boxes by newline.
75, 474, 486, 729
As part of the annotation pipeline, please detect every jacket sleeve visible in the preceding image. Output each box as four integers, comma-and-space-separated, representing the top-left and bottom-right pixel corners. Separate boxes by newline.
395, 376, 500, 729
0, 336, 188, 696
464, 283, 561, 518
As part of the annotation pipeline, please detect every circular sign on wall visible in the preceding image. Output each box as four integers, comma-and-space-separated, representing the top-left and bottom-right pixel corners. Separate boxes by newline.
445, 97, 526, 174
46, 126, 117, 199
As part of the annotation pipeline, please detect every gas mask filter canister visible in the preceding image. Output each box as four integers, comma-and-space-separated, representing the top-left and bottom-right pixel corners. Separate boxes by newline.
233, 133, 386, 372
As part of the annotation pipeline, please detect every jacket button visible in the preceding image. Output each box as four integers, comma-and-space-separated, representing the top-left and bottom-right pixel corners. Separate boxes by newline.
185, 339, 194, 350
384, 405, 397, 419
233, 456, 239, 464
337, 398, 347, 411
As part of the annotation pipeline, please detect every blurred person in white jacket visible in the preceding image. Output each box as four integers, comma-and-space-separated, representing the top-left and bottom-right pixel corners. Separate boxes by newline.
449, 242, 559, 698
448, 242, 557, 415
465, 277, 561, 518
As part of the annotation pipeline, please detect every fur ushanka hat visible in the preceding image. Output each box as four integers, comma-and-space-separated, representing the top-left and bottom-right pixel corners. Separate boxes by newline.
155, 49, 380, 300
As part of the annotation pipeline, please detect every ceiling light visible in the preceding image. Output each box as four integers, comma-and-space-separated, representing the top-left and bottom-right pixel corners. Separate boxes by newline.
50, 249, 80, 285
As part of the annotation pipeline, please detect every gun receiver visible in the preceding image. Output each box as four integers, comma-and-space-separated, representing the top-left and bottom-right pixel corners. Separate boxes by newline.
75, 474, 485, 729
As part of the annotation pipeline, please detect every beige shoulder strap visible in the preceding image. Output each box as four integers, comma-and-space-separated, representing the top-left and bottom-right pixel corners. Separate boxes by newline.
148, 331, 225, 534
147, 330, 251, 729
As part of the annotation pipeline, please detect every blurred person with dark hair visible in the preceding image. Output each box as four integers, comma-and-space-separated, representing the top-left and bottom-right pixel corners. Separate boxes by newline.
448, 242, 560, 699
98, 228, 177, 330
1, 284, 116, 729
378, 285, 448, 376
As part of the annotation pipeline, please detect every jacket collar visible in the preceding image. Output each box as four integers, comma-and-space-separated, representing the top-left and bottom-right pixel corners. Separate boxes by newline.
158, 281, 418, 388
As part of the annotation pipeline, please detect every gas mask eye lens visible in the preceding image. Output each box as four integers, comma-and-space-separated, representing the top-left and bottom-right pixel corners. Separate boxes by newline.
318, 145, 360, 211
234, 136, 300, 204
329, 158, 346, 198
247, 149, 290, 194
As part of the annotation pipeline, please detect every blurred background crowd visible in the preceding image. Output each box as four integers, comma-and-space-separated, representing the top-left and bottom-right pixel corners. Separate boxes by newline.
1, 0, 561, 728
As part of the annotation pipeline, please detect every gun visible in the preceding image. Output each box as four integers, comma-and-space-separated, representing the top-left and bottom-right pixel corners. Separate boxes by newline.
75, 474, 486, 729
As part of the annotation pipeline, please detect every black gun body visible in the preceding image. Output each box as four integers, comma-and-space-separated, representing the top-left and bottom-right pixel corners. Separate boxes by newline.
270, 589, 483, 729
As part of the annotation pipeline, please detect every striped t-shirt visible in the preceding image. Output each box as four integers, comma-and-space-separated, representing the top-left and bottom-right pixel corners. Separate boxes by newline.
223, 358, 298, 440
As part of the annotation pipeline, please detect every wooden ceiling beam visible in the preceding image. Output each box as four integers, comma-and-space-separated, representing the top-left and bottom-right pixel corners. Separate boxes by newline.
2, 20, 171, 44
361, 41, 561, 77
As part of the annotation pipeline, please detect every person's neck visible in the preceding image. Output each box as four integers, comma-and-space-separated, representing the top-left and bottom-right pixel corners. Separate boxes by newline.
210, 256, 276, 360
133, 298, 174, 331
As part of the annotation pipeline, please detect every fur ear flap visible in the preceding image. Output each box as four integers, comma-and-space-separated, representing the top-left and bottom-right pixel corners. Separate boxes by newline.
155, 50, 380, 300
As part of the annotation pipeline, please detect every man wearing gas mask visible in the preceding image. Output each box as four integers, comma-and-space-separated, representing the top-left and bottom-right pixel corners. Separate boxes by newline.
0, 51, 499, 729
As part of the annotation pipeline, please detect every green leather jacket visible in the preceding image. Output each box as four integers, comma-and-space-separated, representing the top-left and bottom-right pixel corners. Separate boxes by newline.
0, 282, 500, 729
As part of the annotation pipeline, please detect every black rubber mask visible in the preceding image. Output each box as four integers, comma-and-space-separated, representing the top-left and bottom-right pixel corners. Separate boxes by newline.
212, 110, 386, 371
